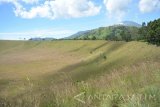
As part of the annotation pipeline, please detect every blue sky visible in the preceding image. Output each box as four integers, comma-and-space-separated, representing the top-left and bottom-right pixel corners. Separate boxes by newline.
0, 0, 160, 40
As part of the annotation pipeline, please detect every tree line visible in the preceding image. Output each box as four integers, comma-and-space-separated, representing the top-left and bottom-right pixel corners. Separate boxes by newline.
72, 18, 160, 46
139, 18, 160, 46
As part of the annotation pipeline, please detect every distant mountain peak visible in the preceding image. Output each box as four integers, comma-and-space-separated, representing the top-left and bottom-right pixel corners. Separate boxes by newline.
118, 21, 141, 27
64, 30, 90, 39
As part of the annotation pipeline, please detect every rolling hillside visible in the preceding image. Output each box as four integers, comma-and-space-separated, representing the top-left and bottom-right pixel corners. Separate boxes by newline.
0, 40, 160, 107
64, 30, 90, 39
68, 25, 141, 41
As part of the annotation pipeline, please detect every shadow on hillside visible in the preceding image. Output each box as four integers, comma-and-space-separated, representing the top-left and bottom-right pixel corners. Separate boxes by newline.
23, 41, 42, 49
69, 44, 87, 52
45, 42, 126, 82
91, 42, 109, 52
7, 42, 126, 104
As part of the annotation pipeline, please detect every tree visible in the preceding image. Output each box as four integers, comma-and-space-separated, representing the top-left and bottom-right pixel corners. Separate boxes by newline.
121, 31, 131, 42
146, 19, 160, 45
138, 22, 147, 40
142, 22, 146, 27
83, 36, 89, 40
91, 36, 96, 40
106, 30, 115, 40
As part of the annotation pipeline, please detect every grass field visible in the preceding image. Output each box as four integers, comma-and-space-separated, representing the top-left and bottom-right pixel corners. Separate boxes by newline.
0, 40, 160, 107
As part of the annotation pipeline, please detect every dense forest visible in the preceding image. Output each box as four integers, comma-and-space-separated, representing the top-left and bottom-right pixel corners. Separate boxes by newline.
139, 18, 160, 46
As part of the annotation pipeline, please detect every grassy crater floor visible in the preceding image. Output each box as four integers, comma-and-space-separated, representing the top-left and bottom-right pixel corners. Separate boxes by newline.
0, 40, 160, 107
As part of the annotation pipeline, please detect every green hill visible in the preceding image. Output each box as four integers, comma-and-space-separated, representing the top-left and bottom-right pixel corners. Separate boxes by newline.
71, 25, 141, 41
0, 40, 159, 107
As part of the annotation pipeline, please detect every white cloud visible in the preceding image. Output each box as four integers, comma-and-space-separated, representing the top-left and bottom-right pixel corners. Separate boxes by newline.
103, 0, 131, 21
0, 0, 15, 3
21, 0, 39, 4
48, 0, 101, 18
0, 0, 101, 19
14, 2, 51, 19
139, 0, 160, 13
0, 0, 38, 4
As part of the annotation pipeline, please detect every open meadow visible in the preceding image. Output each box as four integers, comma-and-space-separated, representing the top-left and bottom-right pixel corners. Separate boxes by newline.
0, 40, 160, 107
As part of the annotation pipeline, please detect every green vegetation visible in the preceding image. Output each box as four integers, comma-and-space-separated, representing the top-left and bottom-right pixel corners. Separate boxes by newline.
69, 18, 160, 46
0, 40, 160, 107
74, 26, 140, 41
140, 18, 160, 46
